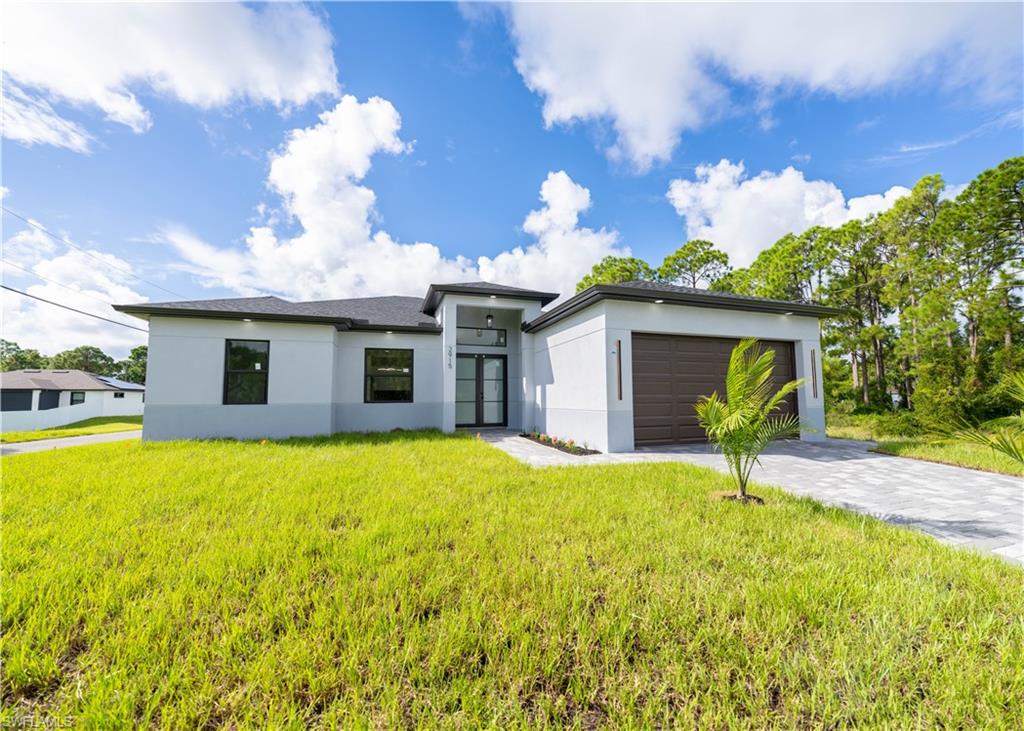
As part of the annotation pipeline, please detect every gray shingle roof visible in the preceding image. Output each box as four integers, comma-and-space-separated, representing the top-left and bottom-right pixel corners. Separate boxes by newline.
420, 281, 559, 315
610, 280, 824, 308
296, 296, 437, 327
113, 293, 440, 330
115, 282, 559, 328
523, 280, 844, 332
0, 369, 144, 391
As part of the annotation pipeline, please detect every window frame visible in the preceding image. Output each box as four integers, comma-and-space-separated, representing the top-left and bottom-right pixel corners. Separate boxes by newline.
455, 326, 507, 347
222, 339, 270, 406
113, 392, 125, 399
70, 391, 85, 406
364, 348, 414, 404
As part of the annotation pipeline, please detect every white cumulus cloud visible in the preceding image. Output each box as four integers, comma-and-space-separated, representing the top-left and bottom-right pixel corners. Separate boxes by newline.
478, 171, 621, 295
2, 227, 149, 356
163, 96, 625, 303
2, 2, 338, 150
667, 160, 910, 266
502, 3, 1023, 169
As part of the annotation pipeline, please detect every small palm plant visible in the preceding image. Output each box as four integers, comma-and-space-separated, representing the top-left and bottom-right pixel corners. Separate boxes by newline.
953, 372, 1024, 464
695, 339, 804, 501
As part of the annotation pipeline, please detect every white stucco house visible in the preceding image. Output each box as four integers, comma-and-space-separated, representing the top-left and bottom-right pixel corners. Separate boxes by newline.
0, 369, 145, 431
113, 281, 840, 452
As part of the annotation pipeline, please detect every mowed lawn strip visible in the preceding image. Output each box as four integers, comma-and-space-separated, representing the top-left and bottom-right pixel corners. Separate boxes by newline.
3, 431, 1022, 728
827, 422, 1023, 477
0, 415, 143, 444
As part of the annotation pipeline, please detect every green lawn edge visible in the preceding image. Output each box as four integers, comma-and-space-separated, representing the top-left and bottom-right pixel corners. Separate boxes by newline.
1, 415, 143, 444
827, 425, 1023, 477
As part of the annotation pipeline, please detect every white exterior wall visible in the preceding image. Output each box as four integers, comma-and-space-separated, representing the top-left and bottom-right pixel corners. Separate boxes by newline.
602, 300, 825, 452
530, 303, 612, 452
1, 389, 143, 432
101, 390, 145, 417
135, 295, 824, 449
144, 317, 335, 440
332, 331, 443, 432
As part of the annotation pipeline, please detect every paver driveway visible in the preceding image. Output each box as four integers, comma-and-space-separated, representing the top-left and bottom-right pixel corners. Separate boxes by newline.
483, 433, 1024, 565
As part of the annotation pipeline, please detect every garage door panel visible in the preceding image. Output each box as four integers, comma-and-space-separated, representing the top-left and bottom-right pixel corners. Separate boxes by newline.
632, 333, 797, 445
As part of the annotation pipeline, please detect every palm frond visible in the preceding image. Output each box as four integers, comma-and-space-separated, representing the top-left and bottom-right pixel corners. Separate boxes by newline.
955, 426, 1024, 464
694, 338, 807, 495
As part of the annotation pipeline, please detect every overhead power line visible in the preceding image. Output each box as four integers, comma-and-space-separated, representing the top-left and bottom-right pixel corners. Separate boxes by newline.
1, 258, 119, 309
1, 205, 188, 300
2, 284, 148, 333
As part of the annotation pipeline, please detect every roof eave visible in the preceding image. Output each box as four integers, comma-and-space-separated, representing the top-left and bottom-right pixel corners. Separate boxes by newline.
348, 322, 443, 335
523, 285, 845, 332
112, 304, 354, 327
420, 284, 560, 316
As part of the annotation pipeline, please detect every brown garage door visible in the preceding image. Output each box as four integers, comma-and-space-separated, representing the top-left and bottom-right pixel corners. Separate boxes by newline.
632, 334, 798, 445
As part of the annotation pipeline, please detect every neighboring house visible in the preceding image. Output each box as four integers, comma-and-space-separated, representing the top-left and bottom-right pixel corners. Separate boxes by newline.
0, 369, 145, 432
113, 281, 841, 452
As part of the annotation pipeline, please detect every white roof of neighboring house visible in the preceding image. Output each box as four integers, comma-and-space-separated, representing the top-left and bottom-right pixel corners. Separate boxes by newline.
0, 369, 144, 391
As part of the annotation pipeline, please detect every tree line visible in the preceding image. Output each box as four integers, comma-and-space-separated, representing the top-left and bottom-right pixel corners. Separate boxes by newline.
576, 156, 1024, 423
0, 341, 147, 385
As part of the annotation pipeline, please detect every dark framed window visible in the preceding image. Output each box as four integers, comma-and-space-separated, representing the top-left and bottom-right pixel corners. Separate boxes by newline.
70, 392, 85, 405
1, 390, 33, 412
365, 348, 413, 403
39, 390, 60, 410
113, 392, 125, 399
456, 327, 507, 347
223, 339, 269, 405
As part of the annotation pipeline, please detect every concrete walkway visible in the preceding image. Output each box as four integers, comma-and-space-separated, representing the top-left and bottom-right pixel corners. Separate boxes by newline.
481, 432, 1024, 565
0, 431, 141, 456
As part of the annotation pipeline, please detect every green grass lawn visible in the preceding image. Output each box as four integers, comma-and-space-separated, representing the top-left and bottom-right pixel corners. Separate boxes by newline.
3, 431, 1021, 728
0, 415, 143, 444
827, 418, 1023, 477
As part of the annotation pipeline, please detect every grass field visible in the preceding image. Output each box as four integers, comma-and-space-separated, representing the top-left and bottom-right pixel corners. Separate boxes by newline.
3, 431, 1022, 728
827, 415, 1023, 477
0, 415, 143, 444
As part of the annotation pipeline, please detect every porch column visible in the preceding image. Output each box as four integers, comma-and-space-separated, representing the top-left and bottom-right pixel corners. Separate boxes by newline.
520, 331, 535, 433
440, 301, 458, 432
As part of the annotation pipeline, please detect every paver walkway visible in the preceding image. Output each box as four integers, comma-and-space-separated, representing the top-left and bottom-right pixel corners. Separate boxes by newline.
0, 431, 141, 456
480, 431, 1024, 565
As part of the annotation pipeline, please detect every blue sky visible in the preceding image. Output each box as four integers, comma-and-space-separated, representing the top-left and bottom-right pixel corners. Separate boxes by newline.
2, 2, 1022, 356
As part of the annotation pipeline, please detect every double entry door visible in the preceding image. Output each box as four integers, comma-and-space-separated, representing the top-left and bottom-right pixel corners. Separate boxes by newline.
456, 354, 507, 427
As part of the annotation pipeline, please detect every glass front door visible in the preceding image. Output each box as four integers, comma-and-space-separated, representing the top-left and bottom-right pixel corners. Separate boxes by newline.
455, 354, 506, 427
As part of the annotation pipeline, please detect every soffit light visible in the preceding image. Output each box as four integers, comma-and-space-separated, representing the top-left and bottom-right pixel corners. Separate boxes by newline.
242, 318, 252, 322
653, 299, 664, 304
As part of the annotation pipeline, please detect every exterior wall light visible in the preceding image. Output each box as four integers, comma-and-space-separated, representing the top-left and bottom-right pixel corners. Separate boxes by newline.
485, 312, 494, 328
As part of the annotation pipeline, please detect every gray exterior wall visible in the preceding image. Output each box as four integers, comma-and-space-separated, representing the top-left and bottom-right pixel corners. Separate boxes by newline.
332, 331, 443, 432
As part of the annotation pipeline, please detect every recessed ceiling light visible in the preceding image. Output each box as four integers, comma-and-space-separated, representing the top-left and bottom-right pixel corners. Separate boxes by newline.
654, 299, 664, 304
